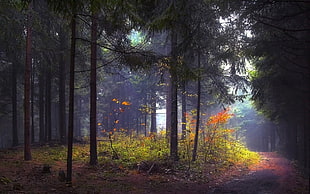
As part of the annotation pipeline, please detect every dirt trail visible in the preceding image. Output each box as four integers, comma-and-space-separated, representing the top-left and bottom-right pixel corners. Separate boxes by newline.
0, 151, 308, 193
207, 152, 309, 194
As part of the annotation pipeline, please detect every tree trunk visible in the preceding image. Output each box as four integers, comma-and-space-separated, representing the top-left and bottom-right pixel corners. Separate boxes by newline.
192, 48, 201, 162
89, 12, 98, 165
67, 14, 76, 185
12, 60, 18, 146
45, 61, 52, 141
170, 28, 178, 161
39, 62, 45, 143
262, 127, 268, 152
303, 105, 309, 174
150, 91, 157, 134
285, 121, 297, 159
291, 122, 298, 160
270, 125, 276, 151
165, 72, 171, 141
144, 112, 147, 136
24, 1, 32, 161
136, 117, 140, 136
181, 81, 186, 140
58, 28, 67, 144
31, 62, 35, 143
74, 95, 82, 138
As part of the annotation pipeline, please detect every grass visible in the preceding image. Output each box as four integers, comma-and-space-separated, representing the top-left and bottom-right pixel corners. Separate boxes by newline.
22, 128, 259, 176
0, 133, 267, 194
0, 110, 262, 193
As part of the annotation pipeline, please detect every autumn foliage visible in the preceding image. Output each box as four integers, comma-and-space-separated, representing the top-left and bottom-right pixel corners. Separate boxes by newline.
180, 108, 259, 168
207, 108, 234, 125
46, 103, 258, 179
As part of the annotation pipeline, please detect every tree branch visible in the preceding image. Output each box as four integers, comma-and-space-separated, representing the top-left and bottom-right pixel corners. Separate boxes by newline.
74, 57, 118, 73
254, 17, 310, 33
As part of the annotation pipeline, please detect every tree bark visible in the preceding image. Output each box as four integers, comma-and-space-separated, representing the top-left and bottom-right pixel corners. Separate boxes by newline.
31, 61, 35, 143
24, 1, 32, 161
144, 113, 147, 136
165, 72, 171, 140
58, 28, 67, 144
270, 125, 276, 151
12, 60, 18, 146
39, 62, 45, 143
303, 104, 309, 174
89, 12, 98, 165
181, 81, 186, 140
45, 60, 52, 141
170, 28, 178, 161
192, 47, 201, 162
66, 14, 76, 185
74, 95, 82, 137
150, 91, 157, 134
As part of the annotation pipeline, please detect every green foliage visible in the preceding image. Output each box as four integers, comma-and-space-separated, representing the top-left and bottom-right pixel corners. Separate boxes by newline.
0, 121, 258, 179
96, 109, 259, 172
179, 110, 260, 170
0, 176, 12, 185
31, 145, 89, 164
97, 131, 169, 168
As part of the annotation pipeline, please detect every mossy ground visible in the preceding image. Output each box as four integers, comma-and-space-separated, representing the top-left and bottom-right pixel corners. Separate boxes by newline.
0, 144, 308, 194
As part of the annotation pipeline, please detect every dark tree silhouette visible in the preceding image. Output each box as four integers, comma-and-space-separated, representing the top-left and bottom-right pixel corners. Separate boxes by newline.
66, 13, 76, 185
24, 0, 32, 161
89, 11, 98, 166
12, 56, 18, 147
192, 42, 201, 162
169, 27, 178, 161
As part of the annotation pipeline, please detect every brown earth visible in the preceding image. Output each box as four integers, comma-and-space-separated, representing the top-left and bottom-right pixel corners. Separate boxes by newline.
208, 152, 309, 194
0, 150, 308, 194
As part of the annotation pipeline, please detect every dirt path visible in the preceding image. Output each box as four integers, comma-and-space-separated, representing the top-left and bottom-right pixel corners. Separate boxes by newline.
207, 152, 309, 194
84, 152, 308, 194
0, 151, 308, 193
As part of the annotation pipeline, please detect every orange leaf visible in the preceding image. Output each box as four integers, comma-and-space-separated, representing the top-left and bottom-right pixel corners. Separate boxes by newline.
225, 129, 235, 133
205, 137, 211, 142
207, 108, 234, 125
121, 101, 131, 106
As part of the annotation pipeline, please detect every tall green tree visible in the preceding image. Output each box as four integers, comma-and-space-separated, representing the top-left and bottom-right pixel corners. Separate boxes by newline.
46, 0, 85, 184
0, 1, 24, 147
243, 0, 310, 172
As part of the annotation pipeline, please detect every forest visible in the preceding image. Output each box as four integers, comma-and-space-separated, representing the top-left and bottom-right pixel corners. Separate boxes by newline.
0, 0, 309, 193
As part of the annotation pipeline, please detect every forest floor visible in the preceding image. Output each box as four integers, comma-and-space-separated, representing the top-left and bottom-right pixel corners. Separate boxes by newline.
0, 147, 309, 194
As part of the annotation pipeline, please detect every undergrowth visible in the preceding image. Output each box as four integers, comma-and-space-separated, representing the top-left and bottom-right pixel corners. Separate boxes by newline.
6, 109, 259, 178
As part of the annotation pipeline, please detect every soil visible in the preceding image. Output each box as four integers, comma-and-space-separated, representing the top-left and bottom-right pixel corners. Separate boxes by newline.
0, 150, 308, 194
208, 152, 309, 194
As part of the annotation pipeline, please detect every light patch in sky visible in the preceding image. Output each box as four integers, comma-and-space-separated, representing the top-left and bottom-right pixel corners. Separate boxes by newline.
128, 29, 144, 46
